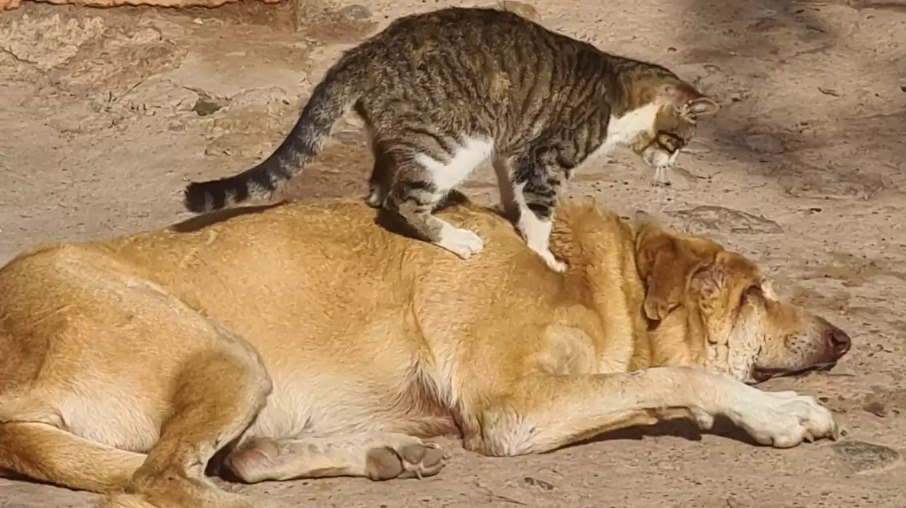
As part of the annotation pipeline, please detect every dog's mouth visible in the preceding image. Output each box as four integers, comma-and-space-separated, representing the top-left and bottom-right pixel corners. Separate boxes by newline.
749, 362, 837, 384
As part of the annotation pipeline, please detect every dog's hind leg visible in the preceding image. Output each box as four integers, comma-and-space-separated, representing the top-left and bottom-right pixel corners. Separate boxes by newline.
0, 251, 274, 506
224, 432, 446, 482
0, 421, 146, 492
114, 346, 273, 508
466, 367, 838, 456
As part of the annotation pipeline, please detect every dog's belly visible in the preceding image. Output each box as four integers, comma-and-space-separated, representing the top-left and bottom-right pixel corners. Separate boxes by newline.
242, 368, 458, 442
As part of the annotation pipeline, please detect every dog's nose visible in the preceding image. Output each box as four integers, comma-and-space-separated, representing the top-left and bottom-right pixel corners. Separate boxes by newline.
825, 325, 851, 358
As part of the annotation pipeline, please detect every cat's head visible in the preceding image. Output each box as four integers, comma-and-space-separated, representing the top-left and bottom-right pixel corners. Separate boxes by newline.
622, 82, 719, 171
634, 223, 851, 383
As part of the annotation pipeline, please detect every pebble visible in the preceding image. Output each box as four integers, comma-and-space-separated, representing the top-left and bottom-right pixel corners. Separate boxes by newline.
498, 1, 541, 22
338, 4, 371, 20
744, 133, 785, 154
192, 97, 223, 117
862, 398, 888, 418
523, 476, 556, 491
833, 441, 901, 473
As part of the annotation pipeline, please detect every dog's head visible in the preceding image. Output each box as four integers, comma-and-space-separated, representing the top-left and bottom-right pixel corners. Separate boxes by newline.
635, 225, 851, 383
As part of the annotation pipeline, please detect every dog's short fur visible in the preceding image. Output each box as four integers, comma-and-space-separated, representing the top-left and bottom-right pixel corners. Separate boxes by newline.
0, 196, 849, 507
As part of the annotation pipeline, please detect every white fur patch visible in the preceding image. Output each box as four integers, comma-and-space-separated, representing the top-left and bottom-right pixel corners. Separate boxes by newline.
760, 280, 778, 300
599, 103, 659, 157
60, 387, 160, 452
513, 183, 566, 273
726, 384, 838, 447
436, 223, 484, 259
415, 137, 495, 191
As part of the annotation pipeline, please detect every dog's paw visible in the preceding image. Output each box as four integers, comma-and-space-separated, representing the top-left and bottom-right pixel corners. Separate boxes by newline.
365, 437, 447, 481
225, 437, 281, 483
437, 227, 484, 259
738, 391, 838, 448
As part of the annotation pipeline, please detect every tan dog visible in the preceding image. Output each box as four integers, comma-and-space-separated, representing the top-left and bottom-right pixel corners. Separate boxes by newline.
0, 196, 850, 507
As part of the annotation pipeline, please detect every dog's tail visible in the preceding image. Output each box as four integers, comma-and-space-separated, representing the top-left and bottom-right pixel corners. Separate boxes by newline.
183, 52, 366, 213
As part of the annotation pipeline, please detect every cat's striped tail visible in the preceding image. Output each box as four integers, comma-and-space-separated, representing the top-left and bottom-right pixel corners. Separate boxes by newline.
183, 55, 364, 213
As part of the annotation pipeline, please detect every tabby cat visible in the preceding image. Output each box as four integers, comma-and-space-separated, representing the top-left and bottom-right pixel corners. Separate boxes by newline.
183, 7, 719, 272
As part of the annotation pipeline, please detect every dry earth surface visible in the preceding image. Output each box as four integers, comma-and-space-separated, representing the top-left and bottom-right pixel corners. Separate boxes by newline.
1, 0, 905, 506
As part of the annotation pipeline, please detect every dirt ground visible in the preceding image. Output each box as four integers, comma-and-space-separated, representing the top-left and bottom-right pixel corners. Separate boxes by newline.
1, 0, 905, 506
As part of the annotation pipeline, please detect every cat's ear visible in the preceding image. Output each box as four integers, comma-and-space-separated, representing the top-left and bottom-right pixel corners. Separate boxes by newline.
678, 97, 720, 122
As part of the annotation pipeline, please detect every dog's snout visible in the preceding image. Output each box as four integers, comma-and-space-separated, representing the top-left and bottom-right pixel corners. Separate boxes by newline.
825, 324, 851, 358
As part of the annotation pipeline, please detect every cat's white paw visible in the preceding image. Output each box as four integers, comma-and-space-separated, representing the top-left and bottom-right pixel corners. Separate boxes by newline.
536, 249, 567, 273
736, 391, 838, 448
437, 226, 484, 259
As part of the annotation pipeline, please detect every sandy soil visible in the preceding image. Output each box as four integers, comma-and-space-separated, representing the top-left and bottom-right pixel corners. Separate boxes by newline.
1, 0, 905, 506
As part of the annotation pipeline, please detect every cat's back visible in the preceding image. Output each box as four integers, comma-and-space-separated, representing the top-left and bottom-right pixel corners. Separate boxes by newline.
358, 7, 584, 70
351, 7, 598, 136
378, 7, 546, 44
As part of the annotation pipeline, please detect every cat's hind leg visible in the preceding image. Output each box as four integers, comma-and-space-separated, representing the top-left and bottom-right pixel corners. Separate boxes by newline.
383, 138, 492, 259
366, 149, 392, 208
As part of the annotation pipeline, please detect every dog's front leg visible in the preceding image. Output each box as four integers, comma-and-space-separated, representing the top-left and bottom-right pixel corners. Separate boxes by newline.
469, 367, 837, 456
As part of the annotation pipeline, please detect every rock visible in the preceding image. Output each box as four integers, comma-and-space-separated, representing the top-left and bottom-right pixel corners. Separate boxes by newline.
2, 0, 278, 10
523, 476, 555, 491
833, 441, 902, 473
744, 133, 785, 154
192, 97, 223, 117
498, 1, 541, 22
847, 0, 906, 11
671, 206, 782, 235
862, 397, 889, 418
0, 14, 106, 70
338, 4, 371, 20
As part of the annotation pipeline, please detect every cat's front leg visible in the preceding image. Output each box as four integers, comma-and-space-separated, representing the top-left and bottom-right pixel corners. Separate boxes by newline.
512, 151, 568, 273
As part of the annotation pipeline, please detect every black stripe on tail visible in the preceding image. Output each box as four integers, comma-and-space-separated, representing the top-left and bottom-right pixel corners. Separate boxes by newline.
183, 63, 362, 214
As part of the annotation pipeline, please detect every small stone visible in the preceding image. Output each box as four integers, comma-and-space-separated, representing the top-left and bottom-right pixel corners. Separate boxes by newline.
862, 398, 889, 417
726, 497, 747, 508
338, 4, 371, 20
833, 441, 901, 473
818, 87, 840, 97
192, 97, 222, 117
498, 1, 541, 22
744, 133, 785, 154
523, 476, 555, 491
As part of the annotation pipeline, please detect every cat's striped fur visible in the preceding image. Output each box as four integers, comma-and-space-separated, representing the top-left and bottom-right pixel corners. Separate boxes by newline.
183, 7, 719, 271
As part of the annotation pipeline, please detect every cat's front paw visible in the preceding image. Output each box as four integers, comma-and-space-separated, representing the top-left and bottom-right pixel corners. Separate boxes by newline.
436, 227, 484, 259
536, 249, 567, 273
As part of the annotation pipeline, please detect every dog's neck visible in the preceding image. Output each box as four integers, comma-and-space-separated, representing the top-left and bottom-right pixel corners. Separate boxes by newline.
550, 201, 706, 372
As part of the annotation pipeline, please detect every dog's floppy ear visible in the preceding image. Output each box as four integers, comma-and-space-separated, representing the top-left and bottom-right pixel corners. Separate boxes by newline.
689, 260, 726, 300
635, 225, 715, 321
